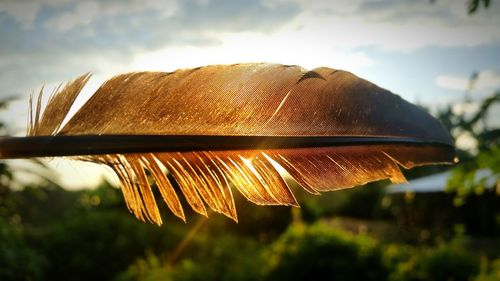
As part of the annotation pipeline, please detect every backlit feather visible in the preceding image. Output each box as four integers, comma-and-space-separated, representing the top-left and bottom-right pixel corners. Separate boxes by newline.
0, 63, 455, 225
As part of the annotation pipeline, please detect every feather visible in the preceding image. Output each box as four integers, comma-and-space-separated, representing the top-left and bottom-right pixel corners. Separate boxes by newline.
0, 63, 455, 225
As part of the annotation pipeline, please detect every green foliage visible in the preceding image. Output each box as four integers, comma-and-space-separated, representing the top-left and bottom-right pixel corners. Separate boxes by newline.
264, 222, 388, 281
1, 182, 497, 281
175, 235, 264, 281
0, 182, 191, 281
475, 258, 500, 281
36, 211, 160, 281
385, 229, 481, 281
0, 98, 15, 200
438, 91, 500, 203
298, 181, 389, 223
431, 0, 492, 15
0, 219, 45, 281
114, 222, 496, 281
449, 145, 500, 204
217, 194, 292, 240
115, 253, 173, 281
30, 185, 194, 281
468, 0, 491, 14
117, 234, 264, 281
415, 245, 479, 281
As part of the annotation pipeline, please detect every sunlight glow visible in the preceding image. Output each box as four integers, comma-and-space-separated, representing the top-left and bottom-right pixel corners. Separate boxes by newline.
131, 31, 374, 73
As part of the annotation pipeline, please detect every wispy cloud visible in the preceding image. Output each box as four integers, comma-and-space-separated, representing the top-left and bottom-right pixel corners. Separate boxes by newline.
436, 75, 470, 91
270, 0, 500, 50
0, 2, 40, 27
0, 0, 70, 27
43, 0, 180, 32
436, 70, 500, 92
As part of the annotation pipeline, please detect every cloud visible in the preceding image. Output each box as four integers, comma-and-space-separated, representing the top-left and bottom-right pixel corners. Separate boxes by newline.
436, 70, 500, 133
287, 0, 500, 50
43, 1, 101, 32
1, 0, 300, 56
39, 0, 299, 35
0, 0, 300, 93
0, 0, 70, 27
0, 2, 41, 27
436, 75, 470, 91
473, 70, 500, 89
436, 70, 500, 92
4, 0, 500, 51
43, 0, 180, 32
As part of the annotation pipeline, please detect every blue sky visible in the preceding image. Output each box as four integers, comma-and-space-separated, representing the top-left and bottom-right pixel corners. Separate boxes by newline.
1, 0, 499, 188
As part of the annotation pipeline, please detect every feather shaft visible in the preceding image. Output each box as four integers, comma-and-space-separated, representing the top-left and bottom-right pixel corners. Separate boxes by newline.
0, 135, 452, 159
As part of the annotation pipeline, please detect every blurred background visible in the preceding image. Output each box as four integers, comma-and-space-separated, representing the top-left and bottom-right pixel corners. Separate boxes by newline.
0, 0, 499, 280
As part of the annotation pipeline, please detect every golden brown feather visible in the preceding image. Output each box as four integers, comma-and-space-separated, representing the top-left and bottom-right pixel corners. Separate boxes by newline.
0, 63, 455, 225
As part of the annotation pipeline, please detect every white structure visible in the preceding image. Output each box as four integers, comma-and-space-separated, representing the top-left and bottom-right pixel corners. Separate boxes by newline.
388, 169, 495, 193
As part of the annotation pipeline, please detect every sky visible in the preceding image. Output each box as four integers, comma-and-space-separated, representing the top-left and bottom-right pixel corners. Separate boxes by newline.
1, 0, 499, 189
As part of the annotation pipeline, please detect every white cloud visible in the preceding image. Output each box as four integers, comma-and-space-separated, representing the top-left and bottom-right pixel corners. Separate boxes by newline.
44, 1, 99, 32
2, 0, 498, 49
281, 0, 500, 51
3, 0, 500, 49
474, 70, 500, 89
436, 70, 500, 92
436, 75, 469, 91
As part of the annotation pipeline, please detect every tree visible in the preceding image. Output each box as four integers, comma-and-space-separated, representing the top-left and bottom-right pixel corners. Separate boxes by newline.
436, 75, 499, 204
